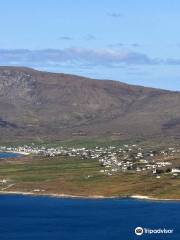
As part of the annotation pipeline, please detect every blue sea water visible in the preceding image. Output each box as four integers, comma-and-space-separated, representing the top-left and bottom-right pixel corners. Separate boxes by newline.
0, 152, 22, 158
0, 195, 179, 240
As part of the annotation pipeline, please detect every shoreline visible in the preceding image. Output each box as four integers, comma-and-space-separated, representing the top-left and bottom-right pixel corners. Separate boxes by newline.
0, 190, 112, 199
0, 190, 179, 201
0, 151, 30, 156
130, 195, 180, 201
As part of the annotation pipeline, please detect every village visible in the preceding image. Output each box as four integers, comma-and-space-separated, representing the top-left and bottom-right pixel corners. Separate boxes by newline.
0, 143, 180, 179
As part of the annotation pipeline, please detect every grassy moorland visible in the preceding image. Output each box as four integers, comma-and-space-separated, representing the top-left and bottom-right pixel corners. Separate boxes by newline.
0, 155, 180, 199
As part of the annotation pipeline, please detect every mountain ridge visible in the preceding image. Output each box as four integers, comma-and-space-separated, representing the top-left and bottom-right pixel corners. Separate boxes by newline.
0, 66, 179, 142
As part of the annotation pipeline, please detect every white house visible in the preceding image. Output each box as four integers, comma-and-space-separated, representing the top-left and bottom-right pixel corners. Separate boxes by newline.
171, 168, 180, 173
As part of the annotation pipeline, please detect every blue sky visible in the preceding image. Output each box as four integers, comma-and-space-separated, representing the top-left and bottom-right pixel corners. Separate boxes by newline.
0, 0, 180, 90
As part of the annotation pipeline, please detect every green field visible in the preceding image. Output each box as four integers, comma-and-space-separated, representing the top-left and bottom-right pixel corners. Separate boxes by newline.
0, 155, 180, 199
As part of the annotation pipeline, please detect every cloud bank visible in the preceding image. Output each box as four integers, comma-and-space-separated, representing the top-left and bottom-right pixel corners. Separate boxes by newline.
0, 48, 161, 68
0, 48, 180, 70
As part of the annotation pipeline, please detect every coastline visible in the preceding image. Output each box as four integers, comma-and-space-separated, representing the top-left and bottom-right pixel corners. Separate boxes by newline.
130, 195, 180, 201
0, 151, 30, 156
0, 190, 111, 199
0, 190, 179, 201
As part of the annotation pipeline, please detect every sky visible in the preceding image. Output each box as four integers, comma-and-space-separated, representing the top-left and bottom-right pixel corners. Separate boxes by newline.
0, 0, 180, 90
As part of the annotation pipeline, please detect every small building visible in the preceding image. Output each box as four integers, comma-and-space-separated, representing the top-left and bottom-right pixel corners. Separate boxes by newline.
171, 168, 180, 173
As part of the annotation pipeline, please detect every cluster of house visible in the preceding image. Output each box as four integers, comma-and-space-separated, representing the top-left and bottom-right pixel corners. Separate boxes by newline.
97, 145, 180, 178
0, 144, 180, 178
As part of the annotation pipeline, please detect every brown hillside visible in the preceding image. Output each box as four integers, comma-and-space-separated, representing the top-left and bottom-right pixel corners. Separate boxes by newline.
0, 66, 179, 142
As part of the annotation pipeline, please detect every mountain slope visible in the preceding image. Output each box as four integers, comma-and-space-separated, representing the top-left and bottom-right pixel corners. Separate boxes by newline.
0, 66, 180, 142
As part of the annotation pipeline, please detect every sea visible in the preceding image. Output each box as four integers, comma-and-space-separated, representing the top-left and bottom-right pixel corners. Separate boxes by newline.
0, 195, 179, 240
0, 152, 23, 159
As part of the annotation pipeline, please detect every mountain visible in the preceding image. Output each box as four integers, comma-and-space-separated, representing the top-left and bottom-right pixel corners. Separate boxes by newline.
0, 66, 180, 143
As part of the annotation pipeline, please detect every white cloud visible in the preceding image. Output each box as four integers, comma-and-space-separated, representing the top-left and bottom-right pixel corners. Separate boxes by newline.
0, 48, 160, 68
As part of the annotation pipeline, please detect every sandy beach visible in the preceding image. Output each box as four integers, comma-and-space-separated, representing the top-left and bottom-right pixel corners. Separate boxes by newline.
130, 195, 180, 201
0, 190, 111, 199
0, 190, 179, 201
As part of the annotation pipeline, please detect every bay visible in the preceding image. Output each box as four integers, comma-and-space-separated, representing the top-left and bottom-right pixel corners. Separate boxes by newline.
0, 195, 179, 240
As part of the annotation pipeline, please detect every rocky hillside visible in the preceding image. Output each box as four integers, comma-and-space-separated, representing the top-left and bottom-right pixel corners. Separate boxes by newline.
0, 66, 180, 142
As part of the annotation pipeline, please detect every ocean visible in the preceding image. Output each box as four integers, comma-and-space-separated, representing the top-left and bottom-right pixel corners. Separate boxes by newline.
0, 195, 179, 240
0, 152, 23, 158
